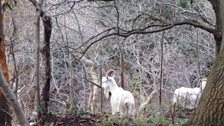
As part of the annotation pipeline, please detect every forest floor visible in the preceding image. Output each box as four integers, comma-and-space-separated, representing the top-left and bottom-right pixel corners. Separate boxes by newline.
42, 107, 194, 126
43, 111, 192, 126
46, 114, 138, 126
45, 113, 102, 126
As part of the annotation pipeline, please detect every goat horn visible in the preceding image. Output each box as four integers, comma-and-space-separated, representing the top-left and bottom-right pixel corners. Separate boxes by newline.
201, 78, 207, 81
105, 69, 116, 77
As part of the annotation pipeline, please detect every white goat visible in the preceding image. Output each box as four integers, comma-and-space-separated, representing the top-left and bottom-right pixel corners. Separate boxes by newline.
102, 69, 135, 116
172, 78, 207, 109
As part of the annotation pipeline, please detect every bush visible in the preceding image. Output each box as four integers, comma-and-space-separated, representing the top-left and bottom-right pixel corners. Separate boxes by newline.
98, 115, 148, 126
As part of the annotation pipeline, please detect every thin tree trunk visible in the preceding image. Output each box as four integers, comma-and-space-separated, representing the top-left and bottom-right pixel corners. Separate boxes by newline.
0, 66, 29, 126
119, 42, 125, 89
210, 0, 222, 55
159, 32, 164, 106
34, 2, 41, 115
9, 9, 19, 97
90, 67, 100, 113
81, 57, 100, 113
40, 11, 52, 125
0, 0, 12, 125
138, 67, 158, 114
100, 63, 103, 113
29, 0, 43, 121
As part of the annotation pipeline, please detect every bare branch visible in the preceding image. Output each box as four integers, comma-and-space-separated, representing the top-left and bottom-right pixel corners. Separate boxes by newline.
119, 20, 216, 37
86, 79, 102, 88
0, 65, 29, 126
79, 19, 216, 56
74, 27, 116, 51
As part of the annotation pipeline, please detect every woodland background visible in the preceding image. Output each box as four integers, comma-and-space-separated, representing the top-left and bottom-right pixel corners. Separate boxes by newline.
0, 0, 216, 125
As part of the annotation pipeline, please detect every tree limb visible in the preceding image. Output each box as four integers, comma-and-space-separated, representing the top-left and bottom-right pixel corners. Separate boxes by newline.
80, 19, 217, 56
86, 79, 102, 88
118, 20, 216, 37
138, 90, 158, 114
0, 65, 29, 126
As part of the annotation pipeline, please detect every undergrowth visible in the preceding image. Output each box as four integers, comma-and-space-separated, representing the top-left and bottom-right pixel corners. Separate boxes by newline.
98, 114, 187, 126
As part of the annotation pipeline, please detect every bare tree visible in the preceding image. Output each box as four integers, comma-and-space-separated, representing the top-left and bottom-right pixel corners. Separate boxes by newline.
0, 0, 11, 125
32, 0, 42, 119
0, 66, 29, 126
40, 8, 52, 126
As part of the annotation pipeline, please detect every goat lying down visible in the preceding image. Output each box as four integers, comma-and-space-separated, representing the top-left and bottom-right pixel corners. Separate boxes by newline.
172, 78, 207, 109
102, 75, 135, 116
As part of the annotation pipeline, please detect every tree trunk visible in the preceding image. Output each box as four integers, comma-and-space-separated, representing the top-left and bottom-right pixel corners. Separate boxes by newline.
40, 11, 52, 125
212, 0, 222, 55
0, 0, 12, 125
80, 57, 100, 113
34, 3, 41, 116
184, 1, 224, 125
30, 0, 44, 122
119, 42, 125, 89
0, 66, 29, 126
120, 50, 125, 89
183, 49, 224, 126
90, 66, 100, 113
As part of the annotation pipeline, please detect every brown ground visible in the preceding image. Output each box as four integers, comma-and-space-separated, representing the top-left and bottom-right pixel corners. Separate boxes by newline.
45, 114, 102, 126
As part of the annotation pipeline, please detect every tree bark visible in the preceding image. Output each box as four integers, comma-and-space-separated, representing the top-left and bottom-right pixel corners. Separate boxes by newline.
183, 49, 224, 126
0, 66, 29, 126
0, 0, 11, 125
90, 66, 100, 113
34, 2, 41, 115
184, 0, 224, 125
80, 57, 100, 113
212, 0, 222, 55
40, 11, 52, 125
119, 43, 125, 89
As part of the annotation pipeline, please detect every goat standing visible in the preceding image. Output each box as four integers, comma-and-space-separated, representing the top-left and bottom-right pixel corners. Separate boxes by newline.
172, 78, 207, 109
102, 69, 135, 116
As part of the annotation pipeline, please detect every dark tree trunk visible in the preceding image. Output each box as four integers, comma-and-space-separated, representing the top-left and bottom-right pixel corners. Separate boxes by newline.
118, 42, 125, 89
120, 49, 125, 89
40, 12, 52, 125
211, 0, 222, 55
